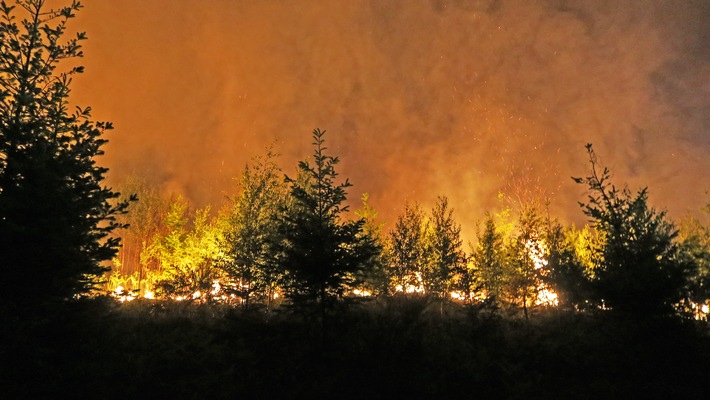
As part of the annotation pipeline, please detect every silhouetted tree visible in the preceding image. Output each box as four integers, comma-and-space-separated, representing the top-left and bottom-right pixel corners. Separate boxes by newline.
221, 148, 286, 310
276, 129, 377, 320
0, 0, 131, 309
573, 143, 690, 316
471, 213, 506, 307
423, 196, 465, 297
386, 201, 427, 294
504, 205, 546, 319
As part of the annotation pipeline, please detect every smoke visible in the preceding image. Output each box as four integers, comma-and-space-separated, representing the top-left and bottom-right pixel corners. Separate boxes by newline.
73, 0, 710, 239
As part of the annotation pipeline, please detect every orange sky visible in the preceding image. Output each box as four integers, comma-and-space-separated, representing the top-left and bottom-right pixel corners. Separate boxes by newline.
69, 0, 710, 239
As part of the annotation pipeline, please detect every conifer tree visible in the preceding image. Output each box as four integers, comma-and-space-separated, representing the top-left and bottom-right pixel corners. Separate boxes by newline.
387, 202, 427, 294
423, 196, 465, 297
471, 214, 506, 306
573, 143, 690, 315
276, 129, 377, 318
0, 0, 131, 308
504, 205, 546, 319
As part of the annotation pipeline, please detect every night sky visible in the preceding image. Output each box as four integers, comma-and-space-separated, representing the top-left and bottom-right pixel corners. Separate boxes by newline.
72, 0, 710, 239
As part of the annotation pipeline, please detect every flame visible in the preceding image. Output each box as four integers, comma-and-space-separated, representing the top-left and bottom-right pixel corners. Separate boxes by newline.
535, 287, 559, 307
525, 239, 548, 270
352, 289, 372, 297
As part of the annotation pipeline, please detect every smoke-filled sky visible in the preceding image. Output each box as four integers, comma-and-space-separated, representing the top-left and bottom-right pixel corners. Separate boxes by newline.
71, 0, 709, 238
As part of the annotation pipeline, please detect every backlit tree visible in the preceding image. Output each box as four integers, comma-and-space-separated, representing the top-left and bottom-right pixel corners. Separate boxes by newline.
471, 213, 506, 306
354, 193, 387, 296
276, 129, 377, 319
0, 0, 130, 308
386, 201, 427, 294
422, 196, 465, 297
504, 205, 546, 319
574, 143, 690, 316
221, 148, 286, 310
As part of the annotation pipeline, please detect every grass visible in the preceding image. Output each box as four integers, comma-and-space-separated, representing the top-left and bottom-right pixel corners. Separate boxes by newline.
2, 296, 708, 399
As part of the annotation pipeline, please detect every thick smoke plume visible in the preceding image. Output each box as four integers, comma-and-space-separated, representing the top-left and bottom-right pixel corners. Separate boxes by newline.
73, 0, 710, 239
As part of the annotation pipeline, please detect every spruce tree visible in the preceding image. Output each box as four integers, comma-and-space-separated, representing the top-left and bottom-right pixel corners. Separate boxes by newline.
0, 0, 130, 309
387, 201, 426, 294
423, 196, 465, 297
472, 213, 506, 307
276, 129, 376, 318
504, 205, 546, 319
574, 143, 690, 315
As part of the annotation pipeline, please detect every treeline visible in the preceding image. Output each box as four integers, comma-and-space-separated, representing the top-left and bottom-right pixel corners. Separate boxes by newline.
110, 131, 710, 320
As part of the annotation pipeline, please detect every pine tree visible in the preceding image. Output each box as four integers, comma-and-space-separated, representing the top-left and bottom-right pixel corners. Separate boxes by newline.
386, 201, 426, 294
0, 0, 131, 309
276, 129, 377, 319
573, 143, 690, 316
504, 205, 546, 319
423, 196, 465, 297
471, 213, 506, 307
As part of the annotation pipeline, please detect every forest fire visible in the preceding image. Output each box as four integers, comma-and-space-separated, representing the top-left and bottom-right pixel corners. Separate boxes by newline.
3, 2, 710, 398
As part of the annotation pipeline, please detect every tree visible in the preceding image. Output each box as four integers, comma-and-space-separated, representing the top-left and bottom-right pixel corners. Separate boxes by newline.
543, 220, 589, 311
386, 201, 427, 294
504, 205, 546, 319
276, 129, 377, 319
220, 148, 286, 310
676, 204, 710, 318
471, 213, 506, 306
0, 0, 131, 308
145, 197, 224, 301
573, 143, 690, 316
109, 173, 168, 297
354, 193, 387, 296
422, 196, 465, 297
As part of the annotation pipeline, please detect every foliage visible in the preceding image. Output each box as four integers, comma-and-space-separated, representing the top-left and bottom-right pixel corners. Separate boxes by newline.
422, 196, 466, 297
144, 197, 224, 300
573, 143, 691, 316
543, 221, 590, 310
276, 129, 378, 315
110, 173, 168, 295
0, 0, 131, 307
677, 204, 710, 316
354, 193, 387, 295
386, 201, 427, 294
471, 213, 506, 306
220, 148, 286, 309
503, 205, 546, 318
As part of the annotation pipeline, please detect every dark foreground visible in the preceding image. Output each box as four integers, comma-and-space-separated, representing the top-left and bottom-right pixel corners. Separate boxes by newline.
2, 297, 709, 399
